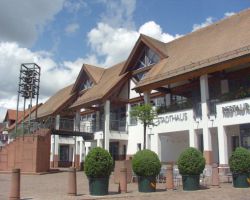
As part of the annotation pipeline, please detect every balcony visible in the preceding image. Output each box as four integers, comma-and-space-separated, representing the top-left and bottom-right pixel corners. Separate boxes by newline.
156, 99, 193, 115
110, 119, 126, 132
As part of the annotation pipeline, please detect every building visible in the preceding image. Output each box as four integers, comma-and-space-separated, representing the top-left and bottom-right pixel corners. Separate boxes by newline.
33, 9, 250, 169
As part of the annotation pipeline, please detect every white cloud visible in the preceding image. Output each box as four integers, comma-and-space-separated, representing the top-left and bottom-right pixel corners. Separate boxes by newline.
192, 12, 236, 32
99, 0, 136, 28
192, 17, 214, 32
0, 0, 65, 46
0, 42, 86, 120
64, 0, 88, 13
87, 21, 181, 67
224, 12, 235, 17
65, 23, 80, 34
139, 21, 182, 43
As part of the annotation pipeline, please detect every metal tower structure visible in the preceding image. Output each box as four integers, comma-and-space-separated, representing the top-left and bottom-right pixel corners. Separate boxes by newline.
15, 63, 41, 134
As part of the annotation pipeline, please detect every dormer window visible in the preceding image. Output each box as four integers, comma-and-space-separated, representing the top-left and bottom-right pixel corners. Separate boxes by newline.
133, 46, 160, 70
79, 79, 93, 91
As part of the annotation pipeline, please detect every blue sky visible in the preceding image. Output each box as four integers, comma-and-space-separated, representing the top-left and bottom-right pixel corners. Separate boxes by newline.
32, 0, 250, 63
0, 0, 249, 120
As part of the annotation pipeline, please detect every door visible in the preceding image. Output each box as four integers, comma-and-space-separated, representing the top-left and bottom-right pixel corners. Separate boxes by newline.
109, 142, 119, 160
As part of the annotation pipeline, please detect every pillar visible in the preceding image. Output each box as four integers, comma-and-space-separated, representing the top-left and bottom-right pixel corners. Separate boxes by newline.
218, 125, 228, 165
166, 163, 174, 190
68, 167, 77, 196
165, 93, 171, 106
96, 111, 100, 131
79, 140, 83, 170
126, 104, 131, 130
9, 168, 20, 200
189, 129, 198, 148
143, 90, 151, 104
221, 79, 229, 94
119, 167, 127, 193
75, 110, 81, 132
104, 100, 110, 151
200, 75, 213, 164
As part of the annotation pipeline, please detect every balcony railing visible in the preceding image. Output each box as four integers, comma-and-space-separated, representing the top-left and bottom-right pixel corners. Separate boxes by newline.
59, 118, 74, 131
156, 99, 193, 115
110, 119, 126, 132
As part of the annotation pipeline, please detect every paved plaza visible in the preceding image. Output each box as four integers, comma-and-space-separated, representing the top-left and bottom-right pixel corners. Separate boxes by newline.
0, 171, 249, 200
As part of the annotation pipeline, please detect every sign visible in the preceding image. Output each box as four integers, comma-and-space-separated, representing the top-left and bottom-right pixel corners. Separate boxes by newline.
222, 103, 250, 118
154, 112, 188, 125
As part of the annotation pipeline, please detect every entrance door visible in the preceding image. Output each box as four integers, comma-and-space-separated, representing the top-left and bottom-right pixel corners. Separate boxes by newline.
59, 145, 70, 167
109, 142, 119, 161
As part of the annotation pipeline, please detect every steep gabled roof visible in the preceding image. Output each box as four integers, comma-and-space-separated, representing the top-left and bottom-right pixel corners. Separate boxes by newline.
135, 8, 250, 91
70, 61, 129, 109
120, 34, 168, 75
3, 109, 23, 122
84, 64, 105, 83
36, 84, 76, 118
71, 64, 105, 94
8, 104, 43, 131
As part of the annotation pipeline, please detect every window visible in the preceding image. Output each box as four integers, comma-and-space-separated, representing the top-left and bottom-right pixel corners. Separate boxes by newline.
134, 47, 160, 71
79, 79, 93, 91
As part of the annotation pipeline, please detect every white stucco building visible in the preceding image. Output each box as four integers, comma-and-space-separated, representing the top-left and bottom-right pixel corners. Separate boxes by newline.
33, 9, 250, 169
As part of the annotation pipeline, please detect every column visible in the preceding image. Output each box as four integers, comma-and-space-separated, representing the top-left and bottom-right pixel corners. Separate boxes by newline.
200, 75, 213, 164
75, 110, 81, 132
126, 104, 131, 128
165, 93, 171, 106
143, 90, 151, 104
53, 115, 60, 168
79, 140, 83, 170
104, 100, 110, 151
96, 111, 100, 131
221, 79, 229, 94
189, 129, 198, 148
74, 111, 81, 168
218, 125, 228, 165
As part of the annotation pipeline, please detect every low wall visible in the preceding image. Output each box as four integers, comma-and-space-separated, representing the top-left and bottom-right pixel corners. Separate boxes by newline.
0, 129, 51, 173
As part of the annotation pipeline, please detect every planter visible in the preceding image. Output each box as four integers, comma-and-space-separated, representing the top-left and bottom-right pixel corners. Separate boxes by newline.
138, 176, 156, 192
232, 173, 250, 188
182, 175, 200, 191
88, 177, 109, 195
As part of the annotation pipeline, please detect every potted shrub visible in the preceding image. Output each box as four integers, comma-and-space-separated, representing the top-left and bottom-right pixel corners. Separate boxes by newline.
132, 149, 161, 192
229, 147, 250, 188
84, 147, 113, 195
177, 147, 205, 191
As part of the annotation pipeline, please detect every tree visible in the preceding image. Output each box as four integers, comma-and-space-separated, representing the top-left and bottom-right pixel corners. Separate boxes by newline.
130, 104, 157, 150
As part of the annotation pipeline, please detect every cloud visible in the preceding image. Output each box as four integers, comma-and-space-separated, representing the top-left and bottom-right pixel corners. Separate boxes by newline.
192, 12, 236, 32
99, 0, 136, 28
65, 23, 80, 34
192, 17, 214, 32
64, 0, 88, 13
224, 12, 235, 17
0, 0, 65, 46
87, 21, 181, 67
0, 41, 88, 120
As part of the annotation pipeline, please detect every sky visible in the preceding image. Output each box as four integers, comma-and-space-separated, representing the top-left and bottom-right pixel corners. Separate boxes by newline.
0, 0, 249, 121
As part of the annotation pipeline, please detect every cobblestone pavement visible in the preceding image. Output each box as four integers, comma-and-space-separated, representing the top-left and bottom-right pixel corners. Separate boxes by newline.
0, 171, 249, 200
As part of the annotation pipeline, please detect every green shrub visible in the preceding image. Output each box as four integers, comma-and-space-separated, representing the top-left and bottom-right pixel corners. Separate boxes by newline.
229, 147, 250, 174
132, 149, 161, 177
177, 147, 205, 175
84, 147, 113, 178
